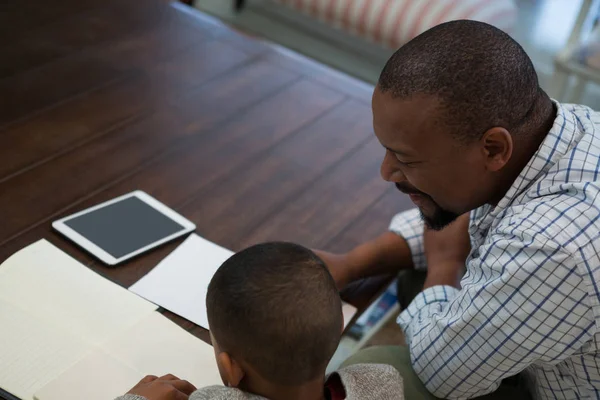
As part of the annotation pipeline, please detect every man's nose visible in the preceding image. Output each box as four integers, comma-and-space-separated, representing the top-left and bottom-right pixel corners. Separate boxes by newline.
380, 151, 407, 183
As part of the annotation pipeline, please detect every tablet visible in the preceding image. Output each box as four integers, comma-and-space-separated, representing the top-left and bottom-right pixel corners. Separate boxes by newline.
53, 191, 196, 266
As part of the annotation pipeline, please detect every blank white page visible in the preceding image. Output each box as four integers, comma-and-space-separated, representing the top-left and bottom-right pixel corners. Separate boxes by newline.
130, 234, 233, 329
33, 349, 143, 400
0, 240, 157, 345
34, 312, 221, 400
103, 312, 222, 386
0, 300, 90, 400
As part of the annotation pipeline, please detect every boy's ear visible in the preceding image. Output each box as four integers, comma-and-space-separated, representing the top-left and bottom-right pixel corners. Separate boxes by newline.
217, 352, 245, 388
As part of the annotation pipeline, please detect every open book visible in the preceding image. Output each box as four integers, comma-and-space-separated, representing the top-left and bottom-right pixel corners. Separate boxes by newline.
0, 240, 221, 400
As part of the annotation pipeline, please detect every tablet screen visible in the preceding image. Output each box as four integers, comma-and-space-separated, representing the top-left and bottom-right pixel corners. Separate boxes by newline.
64, 196, 185, 259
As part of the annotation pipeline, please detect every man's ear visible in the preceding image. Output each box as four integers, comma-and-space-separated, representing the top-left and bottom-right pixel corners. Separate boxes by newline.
481, 127, 513, 172
217, 352, 245, 388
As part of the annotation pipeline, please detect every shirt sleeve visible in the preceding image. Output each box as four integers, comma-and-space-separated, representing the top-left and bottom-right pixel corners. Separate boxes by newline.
389, 208, 427, 270
397, 230, 596, 399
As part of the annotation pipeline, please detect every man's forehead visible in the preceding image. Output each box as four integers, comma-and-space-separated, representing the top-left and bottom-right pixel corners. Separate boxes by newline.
372, 89, 444, 146
373, 89, 440, 119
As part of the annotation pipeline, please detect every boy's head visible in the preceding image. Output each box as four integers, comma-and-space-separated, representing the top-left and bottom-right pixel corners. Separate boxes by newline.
206, 242, 343, 390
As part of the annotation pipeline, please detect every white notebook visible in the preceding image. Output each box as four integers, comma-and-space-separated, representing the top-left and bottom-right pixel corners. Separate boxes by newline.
130, 234, 357, 329
0, 240, 221, 400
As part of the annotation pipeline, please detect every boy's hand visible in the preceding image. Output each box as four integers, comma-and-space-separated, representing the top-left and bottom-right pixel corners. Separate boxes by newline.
126, 374, 197, 400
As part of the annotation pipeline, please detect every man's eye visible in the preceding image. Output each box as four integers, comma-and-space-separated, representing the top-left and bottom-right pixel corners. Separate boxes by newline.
394, 154, 415, 166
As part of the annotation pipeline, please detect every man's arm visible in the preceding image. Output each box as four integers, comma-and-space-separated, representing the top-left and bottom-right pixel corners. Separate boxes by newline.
315, 231, 412, 289
398, 232, 595, 399
315, 208, 425, 289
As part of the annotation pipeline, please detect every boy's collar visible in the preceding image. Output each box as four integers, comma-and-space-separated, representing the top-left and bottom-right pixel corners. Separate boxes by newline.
324, 373, 346, 400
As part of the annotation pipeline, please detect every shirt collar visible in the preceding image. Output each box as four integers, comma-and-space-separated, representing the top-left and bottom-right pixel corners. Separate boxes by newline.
470, 101, 577, 229
324, 372, 346, 400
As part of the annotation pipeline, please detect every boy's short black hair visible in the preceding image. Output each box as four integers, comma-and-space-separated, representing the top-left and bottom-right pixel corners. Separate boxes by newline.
206, 242, 343, 386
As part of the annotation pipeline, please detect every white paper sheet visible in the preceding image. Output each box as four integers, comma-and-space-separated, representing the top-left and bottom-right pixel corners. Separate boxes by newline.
34, 313, 221, 400
0, 300, 90, 400
130, 234, 358, 329
33, 350, 143, 400
0, 240, 157, 345
0, 240, 159, 400
130, 234, 234, 329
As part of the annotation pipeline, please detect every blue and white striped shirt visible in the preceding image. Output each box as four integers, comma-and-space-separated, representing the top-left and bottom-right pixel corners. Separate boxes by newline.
392, 101, 600, 399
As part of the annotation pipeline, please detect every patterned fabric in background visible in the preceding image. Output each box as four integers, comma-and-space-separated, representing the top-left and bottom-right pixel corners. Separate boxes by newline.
274, 0, 517, 48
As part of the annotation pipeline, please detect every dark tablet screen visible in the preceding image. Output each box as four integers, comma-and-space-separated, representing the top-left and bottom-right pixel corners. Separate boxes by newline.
64, 196, 185, 259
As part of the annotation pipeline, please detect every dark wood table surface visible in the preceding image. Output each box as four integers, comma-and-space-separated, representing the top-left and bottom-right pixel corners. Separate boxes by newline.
0, 0, 413, 369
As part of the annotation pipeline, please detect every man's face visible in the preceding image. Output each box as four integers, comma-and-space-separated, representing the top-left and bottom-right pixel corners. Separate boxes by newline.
372, 88, 492, 230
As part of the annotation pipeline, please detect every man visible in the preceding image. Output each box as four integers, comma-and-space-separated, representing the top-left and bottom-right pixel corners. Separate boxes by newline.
316, 20, 600, 399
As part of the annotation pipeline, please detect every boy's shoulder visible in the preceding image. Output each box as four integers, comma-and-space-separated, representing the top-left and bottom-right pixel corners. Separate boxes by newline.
190, 386, 266, 400
336, 363, 404, 400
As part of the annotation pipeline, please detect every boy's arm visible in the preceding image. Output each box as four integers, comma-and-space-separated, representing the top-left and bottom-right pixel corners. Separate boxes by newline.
315, 209, 425, 289
116, 375, 196, 400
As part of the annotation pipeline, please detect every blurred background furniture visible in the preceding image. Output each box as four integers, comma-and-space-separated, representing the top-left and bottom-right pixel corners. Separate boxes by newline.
553, 0, 600, 103
239, 0, 517, 49
190, 0, 517, 82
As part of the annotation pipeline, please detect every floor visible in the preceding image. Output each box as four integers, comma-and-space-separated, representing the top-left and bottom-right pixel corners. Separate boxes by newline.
193, 0, 600, 109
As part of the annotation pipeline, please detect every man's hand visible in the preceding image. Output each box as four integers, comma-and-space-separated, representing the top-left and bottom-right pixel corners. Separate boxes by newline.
125, 374, 197, 400
423, 214, 471, 289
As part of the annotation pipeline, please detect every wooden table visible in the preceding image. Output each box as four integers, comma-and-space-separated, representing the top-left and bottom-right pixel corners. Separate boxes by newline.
0, 0, 412, 361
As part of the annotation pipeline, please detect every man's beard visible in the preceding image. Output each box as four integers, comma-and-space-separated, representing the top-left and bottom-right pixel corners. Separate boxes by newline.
395, 183, 460, 230
420, 207, 460, 231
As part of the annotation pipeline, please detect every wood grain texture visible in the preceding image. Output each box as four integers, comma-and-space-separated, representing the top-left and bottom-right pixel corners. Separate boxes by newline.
0, 0, 164, 79
183, 100, 374, 249
260, 47, 374, 103
0, 0, 109, 39
0, 0, 406, 359
0, 59, 300, 263
0, 44, 258, 244
237, 137, 390, 249
326, 188, 414, 253
0, 2, 217, 128
0, 39, 250, 182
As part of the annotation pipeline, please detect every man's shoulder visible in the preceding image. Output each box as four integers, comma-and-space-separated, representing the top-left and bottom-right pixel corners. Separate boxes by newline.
499, 181, 600, 254
493, 103, 600, 251
336, 363, 404, 399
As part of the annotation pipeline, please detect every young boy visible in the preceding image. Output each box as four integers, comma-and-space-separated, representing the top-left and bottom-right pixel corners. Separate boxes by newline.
119, 242, 404, 400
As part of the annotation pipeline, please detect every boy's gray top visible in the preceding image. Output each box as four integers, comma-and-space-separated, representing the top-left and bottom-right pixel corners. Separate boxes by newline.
117, 363, 404, 400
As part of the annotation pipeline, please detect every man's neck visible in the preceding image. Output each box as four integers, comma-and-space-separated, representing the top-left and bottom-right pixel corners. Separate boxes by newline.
240, 375, 327, 400
489, 98, 557, 205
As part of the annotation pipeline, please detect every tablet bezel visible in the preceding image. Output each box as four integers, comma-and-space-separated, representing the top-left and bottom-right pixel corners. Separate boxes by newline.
52, 191, 196, 266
